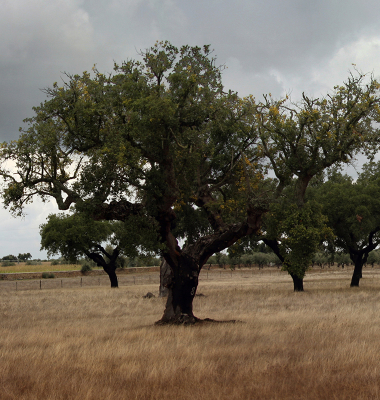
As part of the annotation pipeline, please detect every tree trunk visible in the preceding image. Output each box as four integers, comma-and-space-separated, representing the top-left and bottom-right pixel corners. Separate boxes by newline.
263, 239, 306, 291
350, 268, 362, 287
159, 259, 170, 297
349, 252, 366, 287
350, 258, 363, 287
87, 248, 120, 288
104, 267, 119, 288
290, 273, 304, 292
348, 228, 380, 287
156, 254, 199, 324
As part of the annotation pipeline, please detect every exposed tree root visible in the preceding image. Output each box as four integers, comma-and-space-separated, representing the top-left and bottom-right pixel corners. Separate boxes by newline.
155, 314, 243, 326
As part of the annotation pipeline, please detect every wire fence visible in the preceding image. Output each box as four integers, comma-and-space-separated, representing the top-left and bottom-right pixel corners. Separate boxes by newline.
0, 268, 296, 292
2, 264, 376, 293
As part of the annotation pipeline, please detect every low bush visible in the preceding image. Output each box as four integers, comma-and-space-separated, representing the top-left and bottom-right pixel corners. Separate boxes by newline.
81, 264, 92, 273
41, 272, 55, 279
26, 261, 40, 266
1, 261, 16, 267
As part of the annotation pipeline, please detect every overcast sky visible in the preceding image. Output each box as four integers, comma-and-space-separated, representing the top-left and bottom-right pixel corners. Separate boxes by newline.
1, 0, 380, 259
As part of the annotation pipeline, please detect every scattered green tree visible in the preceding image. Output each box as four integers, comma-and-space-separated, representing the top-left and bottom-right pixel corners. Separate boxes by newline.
366, 250, 379, 268
263, 200, 334, 290
40, 212, 157, 287
256, 72, 380, 290
18, 252, 32, 261
311, 167, 380, 286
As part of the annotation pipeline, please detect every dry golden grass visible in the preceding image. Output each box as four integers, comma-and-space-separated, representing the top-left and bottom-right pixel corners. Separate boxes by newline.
0, 262, 81, 274
2, 268, 380, 399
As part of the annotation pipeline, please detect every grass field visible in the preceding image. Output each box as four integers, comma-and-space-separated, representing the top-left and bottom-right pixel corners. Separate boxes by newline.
1, 268, 380, 399
0, 262, 82, 274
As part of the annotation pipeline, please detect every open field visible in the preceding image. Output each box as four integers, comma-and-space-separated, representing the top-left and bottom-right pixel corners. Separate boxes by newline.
2, 268, 380, 399
0, 263, 161, 274
0, 262, 81, 274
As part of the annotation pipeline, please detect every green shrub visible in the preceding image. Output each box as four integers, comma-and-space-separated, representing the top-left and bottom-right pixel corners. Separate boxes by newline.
127, 257, 138, 268
367, 251, 379, 267
207, 255, 217, 265
81, 264, 92, 273
42, 272, 55, 279
50, 260, 60, 266
26, 260, 40, 266
251, 252, 270, 269
1, 261, 16, 267
215, 252, 228, 268
141, 256, 161, 267
116, 256, 127, 268
335, 253, 351, 267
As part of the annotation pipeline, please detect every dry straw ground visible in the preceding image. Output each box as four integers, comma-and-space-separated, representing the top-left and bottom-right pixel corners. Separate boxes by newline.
0, 262, 80, 274
2, 267, 380, 399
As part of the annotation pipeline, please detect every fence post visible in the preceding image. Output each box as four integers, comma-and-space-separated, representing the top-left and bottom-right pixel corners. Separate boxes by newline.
80, 277, 82, 287
40, 280, 42, 290
134, 276, 136, 284
16, 281, 17, 291
61, 280, 63, 288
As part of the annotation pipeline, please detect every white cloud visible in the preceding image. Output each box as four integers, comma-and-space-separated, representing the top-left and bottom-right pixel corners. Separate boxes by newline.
311, 36, 380, 93
0, 199, 59, 259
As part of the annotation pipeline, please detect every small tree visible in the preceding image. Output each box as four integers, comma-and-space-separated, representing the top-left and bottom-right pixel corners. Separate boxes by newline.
366, 251, 379, 268
311, 168, 380, 286
251, 252, 269, 269
263, 201, 334, 290
334, 253, 351, 268
40, 212, 158, 287
312, 252, 329, 268
18, 253, 32, 261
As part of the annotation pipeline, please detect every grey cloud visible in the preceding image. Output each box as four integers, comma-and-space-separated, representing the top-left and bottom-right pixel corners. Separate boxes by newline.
166, 0, 380, 82
0, 0, 96, 142
2, 0, 380, 257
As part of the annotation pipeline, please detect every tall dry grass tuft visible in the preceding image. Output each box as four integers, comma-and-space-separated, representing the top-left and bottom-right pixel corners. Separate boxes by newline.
1, 269, 380, 399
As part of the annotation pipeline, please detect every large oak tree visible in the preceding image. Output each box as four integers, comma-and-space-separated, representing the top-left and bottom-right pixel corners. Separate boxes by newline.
0, 42, 267, 324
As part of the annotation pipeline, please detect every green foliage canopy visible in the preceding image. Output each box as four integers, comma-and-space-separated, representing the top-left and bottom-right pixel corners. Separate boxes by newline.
0, 41, 267, 286
256, 72, 380, 205
264, 201, 334, 279
40, 212, 158, 262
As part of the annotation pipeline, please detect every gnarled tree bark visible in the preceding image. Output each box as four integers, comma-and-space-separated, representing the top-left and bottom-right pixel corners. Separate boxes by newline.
156, 206, 265, 324
263, 238, 304, 292
86, 246, 120, 288
349, 226, 380, 287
